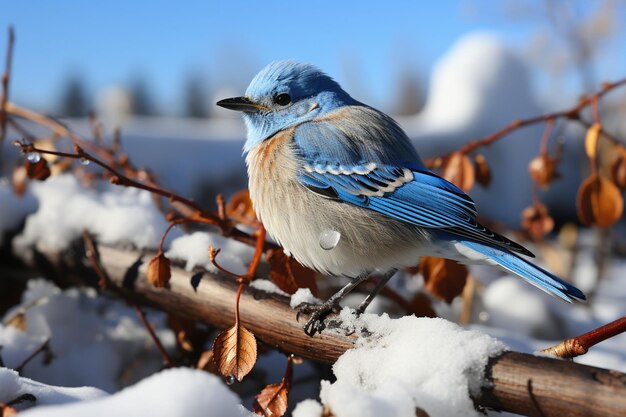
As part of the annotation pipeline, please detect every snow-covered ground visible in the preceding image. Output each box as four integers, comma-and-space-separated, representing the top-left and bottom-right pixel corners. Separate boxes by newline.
1, 32, 625, 416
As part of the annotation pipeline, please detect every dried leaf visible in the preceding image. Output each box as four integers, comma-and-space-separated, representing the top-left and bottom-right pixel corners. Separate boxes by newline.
227, 189, 258, 226
610, 151, 626, 189
408, 293, 437, 318
25, 159, 50, 181
50, 158, 73, 176
419, 256, 468, 303
197, 350, 219, 374
441, 152, 475, 192
584, 122, 601, 159
473, 154, 491, 187
212, 323, 257, 381
267, 249, 318, 295
168, 315, 203, 352
4, 312, 26, 331
521, 202, 554, 240
33, 139, 59, 163
253, 357, 294, 417
528, 154, 559, 188
12, 164, 27, 197
1, 405, 17, 417
147, 253, 171, 288
577, 175, 624, 227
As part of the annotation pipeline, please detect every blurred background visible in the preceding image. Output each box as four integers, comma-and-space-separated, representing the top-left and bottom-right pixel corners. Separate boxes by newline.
2, 0, 626, 225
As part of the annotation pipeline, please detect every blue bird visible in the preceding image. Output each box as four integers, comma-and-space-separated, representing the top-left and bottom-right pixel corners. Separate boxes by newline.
217, 60, 585, 335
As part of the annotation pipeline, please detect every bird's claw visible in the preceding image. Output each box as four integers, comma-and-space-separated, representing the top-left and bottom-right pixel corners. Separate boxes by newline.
296, 301, 340, 336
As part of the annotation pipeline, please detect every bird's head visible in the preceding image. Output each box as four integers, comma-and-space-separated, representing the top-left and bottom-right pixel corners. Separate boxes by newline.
217, 60, 354, 152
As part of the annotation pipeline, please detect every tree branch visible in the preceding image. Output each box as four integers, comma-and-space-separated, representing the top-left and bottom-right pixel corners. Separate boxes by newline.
15, 242, 626, 417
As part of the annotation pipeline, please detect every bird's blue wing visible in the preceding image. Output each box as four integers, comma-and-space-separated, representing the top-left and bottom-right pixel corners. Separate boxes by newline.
293, 114, 533, 256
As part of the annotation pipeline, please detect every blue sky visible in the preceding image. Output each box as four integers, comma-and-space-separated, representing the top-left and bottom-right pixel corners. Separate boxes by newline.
1, 1, 624, 113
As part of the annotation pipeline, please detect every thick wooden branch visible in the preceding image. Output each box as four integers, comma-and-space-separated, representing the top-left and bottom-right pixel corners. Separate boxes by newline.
19, 243, 626, 417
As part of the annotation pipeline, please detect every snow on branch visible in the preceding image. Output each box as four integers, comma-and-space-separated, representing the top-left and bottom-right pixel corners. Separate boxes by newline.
13, 241, 626, 417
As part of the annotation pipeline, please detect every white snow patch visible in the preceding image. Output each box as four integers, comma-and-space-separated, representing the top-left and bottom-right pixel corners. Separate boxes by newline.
0, 179, 37, 245
0, 367, 106, 411
290, 288, 321, 308
12, 174, 172, 258
166, 231, 253, 275
319, 312, 506, 417
293, 399, 323, 417
0, 279, 175, 392
20, 368, 243, 417
483, 276, 560, 338
250, 279, 289, 297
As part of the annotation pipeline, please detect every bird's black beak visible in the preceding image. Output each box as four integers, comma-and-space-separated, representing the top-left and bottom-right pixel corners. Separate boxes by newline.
216, 96, 268, 112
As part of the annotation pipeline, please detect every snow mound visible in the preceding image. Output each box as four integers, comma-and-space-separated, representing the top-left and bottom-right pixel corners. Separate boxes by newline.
0, 367, 106, 411
166, 231, 254, 274
12, 174, 172, 258
416, 32, 537, 134
0, 279, 174, 392
316, 312, 506, 417
0, 179, 37, 245
20, 368, 244, 417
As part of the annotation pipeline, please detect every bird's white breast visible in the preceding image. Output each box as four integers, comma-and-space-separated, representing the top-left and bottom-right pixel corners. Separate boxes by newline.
245, 128, 432, 277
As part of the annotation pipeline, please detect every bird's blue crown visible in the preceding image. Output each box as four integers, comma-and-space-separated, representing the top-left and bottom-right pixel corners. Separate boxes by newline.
242, 60, 355, 152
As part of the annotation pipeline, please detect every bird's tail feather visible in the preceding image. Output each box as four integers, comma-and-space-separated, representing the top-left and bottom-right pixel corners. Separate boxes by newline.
459, 239, 586, 302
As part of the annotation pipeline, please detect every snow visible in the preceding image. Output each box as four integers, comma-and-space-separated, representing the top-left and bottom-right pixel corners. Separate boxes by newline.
249, 279, 290, 296
290, 288, 321, 308
0, 279, 175, 393
0, 30, 624, 417
20, 368, 244, 417
292, 399, 323, 417
12, 174, 173, 260
0, 178, 37, 245
483, 277, 561, 338
166, 231, 253, 275
0, 368, 106, 411
313, 312, 506, 417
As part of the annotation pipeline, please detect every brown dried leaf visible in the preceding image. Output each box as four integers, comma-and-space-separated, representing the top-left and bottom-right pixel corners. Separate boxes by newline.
610, 151, 626, 189
12, 164, 27, 197
584, 122, 601, 159
212, 323, 257, 381
577, 175, 624, 227
197, 350, 219, 374
147, 253, 171, 288
521, 202, 555, 241
473, 154, 491, 187
168, 315, 203, 352
25, 159, 51, 181
267, 249, 318, 295
441, 152, 475, 192
50, 158, 73, 176
528, 154, 559, 189
419, 256, 468, 304
4, 312, 26, 331
227, 189, 258, 226
33, 139, 59, 163
253, 357, 293, 417
1, 405, 17, 417
253, 383, 288, 417
408, 293, 437, 318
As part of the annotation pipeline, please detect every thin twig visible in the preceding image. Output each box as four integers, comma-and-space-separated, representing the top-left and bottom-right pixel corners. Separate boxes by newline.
542, 316, 626, 359
15, 339, 50, 374
432, 77, 626, 160
82, 231, 174, 367
132, 305, 174, 368
0, 26, 15, 150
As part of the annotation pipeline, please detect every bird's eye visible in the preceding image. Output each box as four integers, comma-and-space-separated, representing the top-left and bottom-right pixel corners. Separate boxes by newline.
273, 93, 291, 106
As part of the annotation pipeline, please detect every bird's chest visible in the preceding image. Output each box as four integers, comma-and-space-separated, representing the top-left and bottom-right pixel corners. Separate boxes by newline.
245, 129, 305, 241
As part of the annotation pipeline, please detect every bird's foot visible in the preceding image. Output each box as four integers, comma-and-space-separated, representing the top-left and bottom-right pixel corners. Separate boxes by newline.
296, 301, 341, 336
